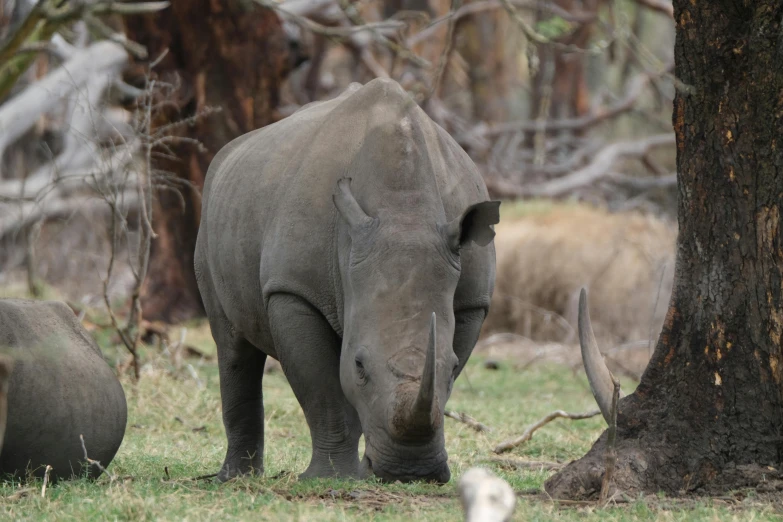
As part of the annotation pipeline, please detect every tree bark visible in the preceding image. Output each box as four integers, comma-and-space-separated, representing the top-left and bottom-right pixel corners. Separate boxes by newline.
123, 1, 289, 323
456, 7, 515, 123
546, 1, 783, 498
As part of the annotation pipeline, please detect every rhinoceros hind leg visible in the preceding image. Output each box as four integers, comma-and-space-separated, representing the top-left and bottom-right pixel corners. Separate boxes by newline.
268, 293, 363, 480
211, 314, 267, 482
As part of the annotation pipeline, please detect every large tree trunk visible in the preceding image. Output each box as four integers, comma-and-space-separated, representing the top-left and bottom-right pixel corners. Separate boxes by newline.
123, 2, 289, 323
545, 1, 783, 498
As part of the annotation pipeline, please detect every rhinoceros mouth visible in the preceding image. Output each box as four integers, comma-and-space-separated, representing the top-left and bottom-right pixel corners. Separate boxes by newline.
363, 442, 450, 484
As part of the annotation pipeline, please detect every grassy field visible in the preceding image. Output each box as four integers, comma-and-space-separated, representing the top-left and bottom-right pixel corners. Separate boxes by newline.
0, 293, 781, 521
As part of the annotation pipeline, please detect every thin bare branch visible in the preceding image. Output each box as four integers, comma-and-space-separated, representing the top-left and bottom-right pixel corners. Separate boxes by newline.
487, 457, 563, 471
80, 433, 115, 481
634, 0, 673, 18
486, 133, 675, 199
0, 40, 128, 163
482, 67, 671, 137
444, 409, 492, 432
493, 409, 600, 454
40, 465, 52, 497
423, 0, 461, 104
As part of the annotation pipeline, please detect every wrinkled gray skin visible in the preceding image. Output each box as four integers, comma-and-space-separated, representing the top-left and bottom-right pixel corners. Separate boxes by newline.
195, 78, 499, 484
0, 299, 127, 481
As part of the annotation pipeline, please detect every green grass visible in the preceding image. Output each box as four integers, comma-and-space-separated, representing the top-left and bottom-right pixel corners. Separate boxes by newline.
1, 310, 781, 520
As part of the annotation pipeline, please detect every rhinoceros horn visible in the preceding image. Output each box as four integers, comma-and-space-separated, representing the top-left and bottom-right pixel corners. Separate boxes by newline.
410, 313, 438, 428
333, 178, 374, 230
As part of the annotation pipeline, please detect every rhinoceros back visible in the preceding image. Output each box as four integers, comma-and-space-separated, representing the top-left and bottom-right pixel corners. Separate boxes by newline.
196, 79, 490, 348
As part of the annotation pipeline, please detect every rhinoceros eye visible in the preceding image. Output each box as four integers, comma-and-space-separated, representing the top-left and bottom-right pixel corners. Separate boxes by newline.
355, 352, 368, 383
447, 363, 459, 393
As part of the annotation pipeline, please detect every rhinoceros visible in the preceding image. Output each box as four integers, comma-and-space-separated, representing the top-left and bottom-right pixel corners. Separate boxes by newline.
0, 299, 127, 480
194, 78, 499, 483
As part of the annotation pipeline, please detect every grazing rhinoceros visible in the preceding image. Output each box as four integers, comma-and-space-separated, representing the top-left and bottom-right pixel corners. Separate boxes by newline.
0, 299, 127, 480
195, 78, 499, 483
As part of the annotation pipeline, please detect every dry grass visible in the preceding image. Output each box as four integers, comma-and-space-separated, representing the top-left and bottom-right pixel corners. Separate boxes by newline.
0, 293, 781, 520
484, 200, 676, 347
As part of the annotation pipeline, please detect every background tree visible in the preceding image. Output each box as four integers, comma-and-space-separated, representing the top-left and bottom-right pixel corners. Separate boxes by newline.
123, 0, 290, 322
546, 0, 783, 498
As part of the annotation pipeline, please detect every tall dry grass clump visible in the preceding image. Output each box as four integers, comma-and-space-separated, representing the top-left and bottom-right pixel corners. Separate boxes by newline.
484, 202, 676, 346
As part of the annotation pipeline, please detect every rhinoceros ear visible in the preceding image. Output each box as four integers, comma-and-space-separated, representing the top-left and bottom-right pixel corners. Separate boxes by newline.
444, 201, 501, 249
333, 178, 374, 230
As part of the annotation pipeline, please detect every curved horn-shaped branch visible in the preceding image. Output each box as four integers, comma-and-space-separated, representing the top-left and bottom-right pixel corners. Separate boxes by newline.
578, 288, 617, 425
332, 178, 374, 230
413, 312, 437, 424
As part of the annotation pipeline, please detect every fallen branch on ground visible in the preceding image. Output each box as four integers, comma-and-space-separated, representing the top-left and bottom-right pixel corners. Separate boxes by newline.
487, 457, 563, 471
80, 433, 115, 481
444, 409, 491, 432
40, 465, 53, 497
493, 409, 600, 454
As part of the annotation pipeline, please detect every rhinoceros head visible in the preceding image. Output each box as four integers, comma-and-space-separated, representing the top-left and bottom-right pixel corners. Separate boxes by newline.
333, 178, 499, 484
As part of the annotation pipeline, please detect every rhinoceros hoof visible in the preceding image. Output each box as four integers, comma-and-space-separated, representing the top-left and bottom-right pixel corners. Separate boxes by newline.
0, 299, 128, 481
217, 464, 263, 483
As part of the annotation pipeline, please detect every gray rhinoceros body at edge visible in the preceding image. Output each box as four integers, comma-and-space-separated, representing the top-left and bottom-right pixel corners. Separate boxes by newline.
195, 78, 499, 483
0, 299, 127, 481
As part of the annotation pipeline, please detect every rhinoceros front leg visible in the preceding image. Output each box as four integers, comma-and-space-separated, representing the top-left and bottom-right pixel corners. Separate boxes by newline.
268, 293, 363, 479
213, 317, 267, 482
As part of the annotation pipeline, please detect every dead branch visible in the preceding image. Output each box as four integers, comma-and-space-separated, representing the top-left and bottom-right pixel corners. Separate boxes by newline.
0, 40, 128, 163
599, 378, 621, 504
608, 172, 676, 192
40, 465, 52, 497
482, 68, 669, 136
0, 0, 167, 98
0, 189, 139, 239
256, 0, 428, 68
485, 133, 675, 199
80, 433, 115, 481
634, 0, 673, 18
487, 457, 563, 471
334, 0, 426, 69
498, 0, 610, 53
423, 0, 461, 103
444, 409, 492, 432
408, 0, 597, 48
278, 0, 343, 22
493, 409, 600, 454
